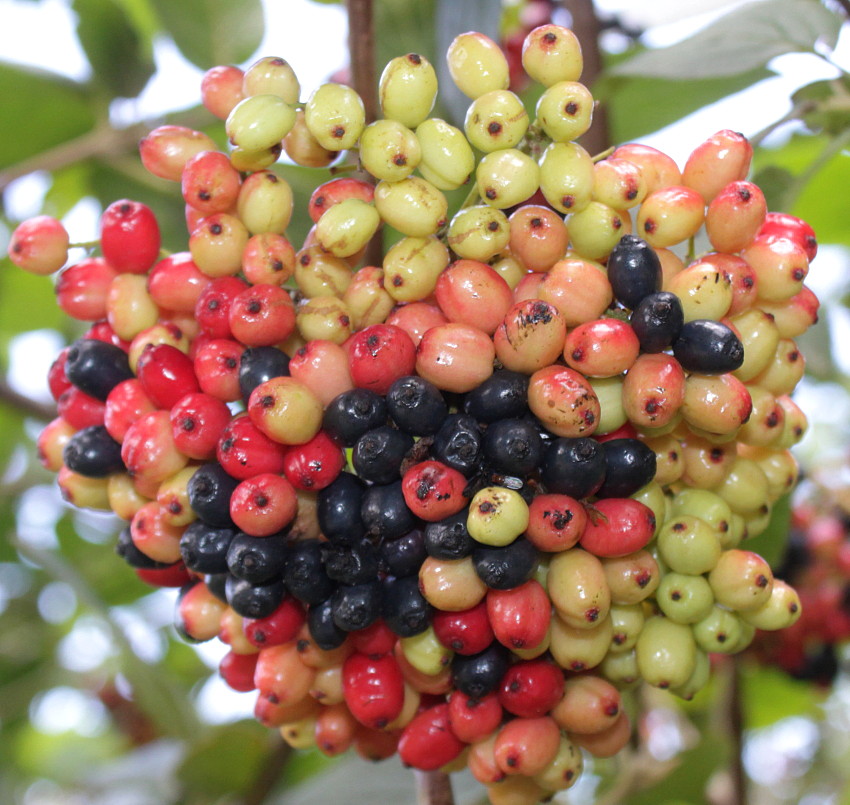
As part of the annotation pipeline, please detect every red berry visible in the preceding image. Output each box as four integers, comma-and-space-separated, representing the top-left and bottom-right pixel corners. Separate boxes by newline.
342, 652, 406, 729
104, 379, 157, 442
580, 498, 656, 557
135, 561, 192, 588
47, 348, 72, 401
229, 284, 296, 347
434, 259, 513, 335
487, 580, 551, 651
398, 703, 466, 771
758, 211, 818, 261
447, 690, 503, 744
432, 600, 495, 656
350, 619, 398, 657
193, 338, 245, 402
288, 340, 355, 407
57, 387, 106, 430
181, 150, 242, 215
498, 658, 564, 718
100, 200, 161, 274
217, 414, 288, 480
243, 596, 306, 648
229, 472, 298, 536
219, 649, 259, 692
385, 301, 448, 347
282, 430, 345, 491
195, 276, 249, 339
525, 493, 587, 553
147, 252, 212, 313
169, 391, 232, 460
401, 460, 469, 522
493, 715, 561, 776
347, 324, 417, 395
55, 258, 118, 321
7, 215, 69, 275
308, 177, 375, 223
136, 344, 200, 410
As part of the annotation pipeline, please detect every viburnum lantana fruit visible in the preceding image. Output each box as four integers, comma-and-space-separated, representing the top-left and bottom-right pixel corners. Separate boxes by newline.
11, 17, 821, 805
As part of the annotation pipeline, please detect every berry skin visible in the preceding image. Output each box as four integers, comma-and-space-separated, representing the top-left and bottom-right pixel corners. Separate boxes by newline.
522, 24, 583, 86
229, 284, 296, 348
580, 498, 655, 557
65, 338, 134, 402
229, 473, 298, 536
548, 548, 610, 628
402, 461, 469, 522
434, 260, 513, 336
527, 365, 600, 438
630, 291, 684, 353
398, 702, 466, 771
758, 211, 818, 261
551, 675, 621, 734
342, 652, 406, 730
137, 343, 200, 409
563, 318, 640, 378
288, 340, 354, 407
348, 324, 417, 396
140, 125, 217, 182
494, 716, 561, 776
193, 339, 244, 402
247, 377, 324, 446
63, 425, 124, 478
637, 186, 706, 249
415, 323, 496, 394
447, 32, 510, 99
55, 258, 117, 321
200, 64, 245, 119
7, 215, 69, 275
195, 276, 249, 340
283, 430, 344, 491
217, 414, 288, 481
100, 200, 161, 275
526, 493, 587, 552
682, 129, 753, 203
448, 690, 503, 744
386, 375, 448, 436
673, 320, 744, 374
498, 658, 564, 718
538, 257, 613, 328
432, 600, 495, 656
606, 234, 662, 310
487, 579, 551, 651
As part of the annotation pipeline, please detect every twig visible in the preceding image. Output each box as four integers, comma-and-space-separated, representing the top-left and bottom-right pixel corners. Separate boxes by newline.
242, 735, 293, 805
728, 656, 747, 805
0, 376, 56, 422
345, 0, 384, 269
562, 0, 611, 155
414, 770, 455, 805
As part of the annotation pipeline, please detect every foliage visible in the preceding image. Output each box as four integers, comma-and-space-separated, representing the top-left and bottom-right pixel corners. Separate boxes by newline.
1, 0, 850, 803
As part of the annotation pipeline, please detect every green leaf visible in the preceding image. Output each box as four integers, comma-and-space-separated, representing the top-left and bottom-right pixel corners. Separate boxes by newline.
750, 164, 794, 212
73, 0, 155, 98
792, 76, 850, 136
148, 0, 264, 69
177, 721, 275, 798
0, 64, 95, 171
597, 65, 773, 144
740, 662, 824, 728
611, 0, 841, 80
0, 259, 66, 344
744, 493, 792, 569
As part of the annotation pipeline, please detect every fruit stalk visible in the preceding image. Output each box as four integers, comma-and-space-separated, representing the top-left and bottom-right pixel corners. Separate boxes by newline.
414, 769, 455, 805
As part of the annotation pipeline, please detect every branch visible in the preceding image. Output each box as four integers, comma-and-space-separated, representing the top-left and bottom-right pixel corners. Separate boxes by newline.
0, 376, 56, 422
727, 656, 748, 805
562, 0, 611, 154
414, 770, 455, 805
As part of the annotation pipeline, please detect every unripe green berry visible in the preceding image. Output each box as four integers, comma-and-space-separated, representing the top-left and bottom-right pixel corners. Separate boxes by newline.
477, 149, 540, 210
539, 141, 594, 213
374, 176, 448, 237
691, 605, 743, 654
415, 118, 475, 190
464, 90, 529, 153
588, 375, 627, 434
359, 119, 421, 182
229, 143, 282, 172
305, 82, 366, 151
608, 603, 645, 653
236, 170, 293, 235
669, 648, 710, 701
535, 81, 594, 142
656, 514, 721, 575
635, 615, 697, 689
315, 198, 381, 258
446, 205, 510, 261
382, 235, 449, 302
656, 572, 715, 624
400, 624, 453, 675
715, 457, 770, 517
446, 31, 509, 99
379, 53, 438, 128
567, 201, 630, 261
243, 57, 300, 104
670, 488, 734, 541
467, 486, 530, 547
599, 647, 639, 687
740, 579, 802, 631
226, 94, 296, 152
522, 24, 583, 87
548, 548, 610, 629
707, 549, 773, 611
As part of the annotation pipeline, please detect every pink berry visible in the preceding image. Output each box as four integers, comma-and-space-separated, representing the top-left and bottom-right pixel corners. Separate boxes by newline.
55, 258, 117, 320
170, 391, 232, 460
415, 322, 495, 393
230, 472, 299, 536
228, 284, 296, 347
7, 215, 69, 275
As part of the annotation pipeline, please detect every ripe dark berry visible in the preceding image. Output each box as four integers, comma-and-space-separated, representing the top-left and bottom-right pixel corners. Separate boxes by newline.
361, 481, 418, 540
307, 598, 349, 650
226, 531, 288, 584
380, 529, 427, 577
353, 426, 414, 484
63, 425, 124, 477
385, 375, 447, 435
179, 521, 237, 574
430, 413, 483, 475
323, 539, 380, 585
317, 471, 367, 545
673, 319, 746, 374
630, 291, 685, 352
225, 574, 287, 619
381, 575, 432, 637
187, 463, 239, 527
607, 233, 663, 309
332, 581, 381, 632
596, 438, 658, 499
541, 437, 606, 499
482, 417, 544, 477
424, 508, 474, 560
284, 539, 335, 605
323, 388, 388, 446
65, 339, 133, 401
238, 345, 291, 402
451, 641, 510, 699
472, 537, 538, 590
464, 369, 529, 423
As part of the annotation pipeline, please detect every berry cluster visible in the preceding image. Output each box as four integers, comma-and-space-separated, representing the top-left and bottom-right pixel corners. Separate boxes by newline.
9, 22, 817, 805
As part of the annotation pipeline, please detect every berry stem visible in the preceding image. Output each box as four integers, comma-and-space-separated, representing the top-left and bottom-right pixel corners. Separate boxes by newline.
0, 375, 56, 421
413, 770, 455, 805
591, 145, 616, 163
748, 100, 817, 148
68, 239, 102, 250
